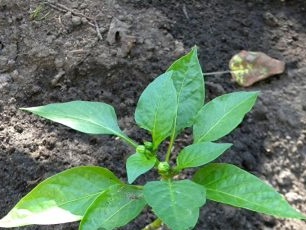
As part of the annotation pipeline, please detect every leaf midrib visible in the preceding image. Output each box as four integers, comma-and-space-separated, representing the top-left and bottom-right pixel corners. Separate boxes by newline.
31, 111, 123, 136
197, 96, 252, 142
206, 187, 284, 214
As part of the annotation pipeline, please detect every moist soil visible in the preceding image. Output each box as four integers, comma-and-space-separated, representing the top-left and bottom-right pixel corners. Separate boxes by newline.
1, 0, 306, 229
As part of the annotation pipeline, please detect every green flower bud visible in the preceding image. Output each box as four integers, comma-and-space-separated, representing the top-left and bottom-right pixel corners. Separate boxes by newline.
144, 141, 153, 150
158, 162, 170, 173
136, 145, 146, 154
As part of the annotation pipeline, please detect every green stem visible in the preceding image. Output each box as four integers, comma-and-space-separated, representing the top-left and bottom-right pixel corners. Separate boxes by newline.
203, 69, 245, 76
165, 130, 176, 162
118, 134, 138, 148
142, 218, 163, 230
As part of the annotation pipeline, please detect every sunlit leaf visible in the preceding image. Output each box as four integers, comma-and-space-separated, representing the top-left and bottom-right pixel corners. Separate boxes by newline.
126, 153, 156, 184
167, 47, 204, 135
177, 142, 232, 169
135, 71, 177, 149
0, 167, 122, 227
21, 101, 126, 138
193, 163, 306, 219
193, 92, 258, 142
80, 185, 146, 230
144, 180, 206, 230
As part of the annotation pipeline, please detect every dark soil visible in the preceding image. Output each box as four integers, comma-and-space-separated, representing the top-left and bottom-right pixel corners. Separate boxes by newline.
1, 0, 306, 229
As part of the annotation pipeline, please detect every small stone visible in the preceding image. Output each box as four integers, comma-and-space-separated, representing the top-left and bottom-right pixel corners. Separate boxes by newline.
50, 70, 65, 86
99, 27, 107, 33
263, 12, 279, 27
0, 73, 12, 87
81, 17, 88, 24
64, 11, 72, 18
54, 57, 64, 69
263, 138, 273, 154
72, 16, 82, 26
285, 191, 303, 203
14, 125, 23, 133
79, 3, 87, 9
276, 170, 294, 186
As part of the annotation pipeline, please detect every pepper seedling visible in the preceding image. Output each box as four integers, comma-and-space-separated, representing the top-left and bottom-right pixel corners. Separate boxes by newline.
0, 47, 304, 230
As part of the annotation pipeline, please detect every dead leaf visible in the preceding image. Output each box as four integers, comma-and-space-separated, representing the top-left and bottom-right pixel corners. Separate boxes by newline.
229, 50, 285, 87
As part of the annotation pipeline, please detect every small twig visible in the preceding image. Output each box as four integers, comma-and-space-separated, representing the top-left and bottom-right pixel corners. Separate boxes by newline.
94, 20, 103, 40
203, 70, 233, 76
203, 69, 246, 76
44, 1, 95, 27
182, 4, 189, 20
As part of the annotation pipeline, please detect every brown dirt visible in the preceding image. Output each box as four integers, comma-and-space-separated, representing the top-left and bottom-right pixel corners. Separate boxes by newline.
1, 0, 306, 229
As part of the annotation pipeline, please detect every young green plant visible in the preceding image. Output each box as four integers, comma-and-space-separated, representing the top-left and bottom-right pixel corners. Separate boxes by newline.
0, 47, 304, 230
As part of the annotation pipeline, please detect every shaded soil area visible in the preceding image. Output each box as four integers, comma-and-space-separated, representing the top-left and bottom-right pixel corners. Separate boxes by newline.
1, 0, 306, 229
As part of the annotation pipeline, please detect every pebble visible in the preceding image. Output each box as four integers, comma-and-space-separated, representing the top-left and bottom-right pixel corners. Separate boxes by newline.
276, 169, 294, 186
81, 17, 88, 24
10, 69, 20, 81
0, 73, 12, 89
79, 3, 87, 9
263, 12, 279, 27
285, 191, 303, 203
72, 16, 82, 26
54, 57, 64, 69
64, 11, 72, 18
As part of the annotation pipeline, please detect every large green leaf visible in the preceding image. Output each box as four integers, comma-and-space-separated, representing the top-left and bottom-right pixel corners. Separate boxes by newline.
193, 91, 258, 143
135, 71, 177, 149
193, 163, 306, 219
167, 47, 204, 134
0, 167, 122, 227
21, 101, 129, 140
143, 180, 206, 230
80, 184, 146, 230
126, 152, 156, 184
177, 142, 232, 169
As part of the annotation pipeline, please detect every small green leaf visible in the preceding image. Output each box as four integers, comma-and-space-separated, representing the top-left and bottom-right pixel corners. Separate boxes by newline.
143, 180, 206, 230
80, 184, 146, 230
177, 142, 232, 169
135, 71, 177, 149
126, 152, 156, 184
0, 167, 122, 227
21, 101, 126, 138
193, 163, 306, 219
193, 91, 258, 142
167, 47, 204, 134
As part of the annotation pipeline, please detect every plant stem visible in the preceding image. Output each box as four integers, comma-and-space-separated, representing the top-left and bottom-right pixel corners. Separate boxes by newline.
203, 69, 246, 76
142, 218, 163, 230
165, 130, 176, 162
203, 70, 232, 76
118, 134, 138, 148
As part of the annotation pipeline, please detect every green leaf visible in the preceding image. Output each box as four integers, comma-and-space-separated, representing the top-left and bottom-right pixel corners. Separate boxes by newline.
0, 166, 122, 227
193, 91, 258, 143
80, 184, 146, 230
21, 101, 127, 139
177, 142, 232, 169
193, 163, 306, 219
143, 180, 206, 230
135, 71, 177, 149
126, 152, 156, 184
167, 47, 204, 134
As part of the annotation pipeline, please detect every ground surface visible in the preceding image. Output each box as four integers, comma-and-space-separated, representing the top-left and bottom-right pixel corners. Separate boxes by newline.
0, 0, 306, 229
